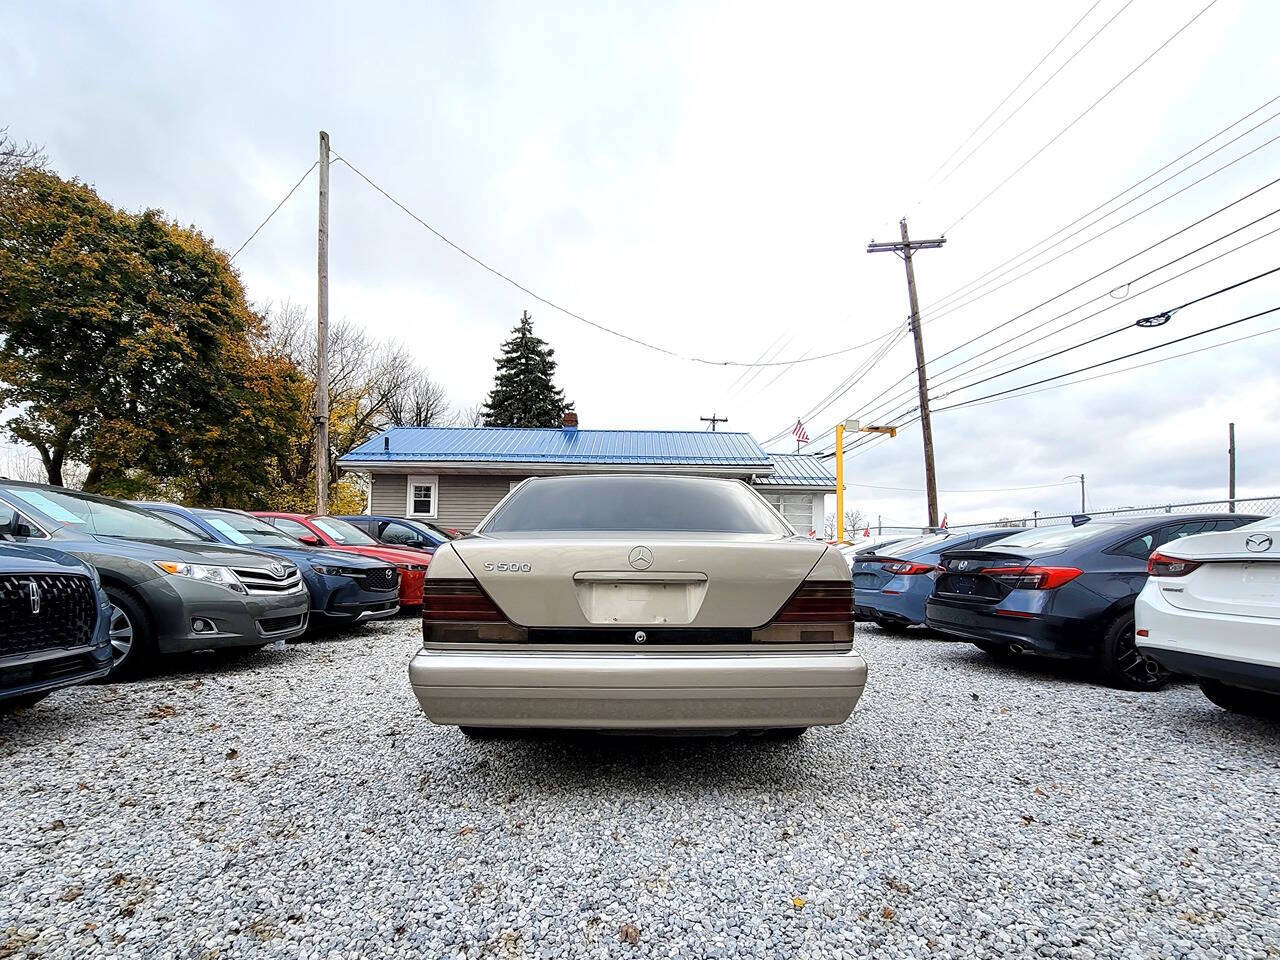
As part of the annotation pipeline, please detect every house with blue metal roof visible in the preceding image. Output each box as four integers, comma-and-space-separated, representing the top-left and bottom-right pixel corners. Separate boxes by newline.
338, 414, 836, 534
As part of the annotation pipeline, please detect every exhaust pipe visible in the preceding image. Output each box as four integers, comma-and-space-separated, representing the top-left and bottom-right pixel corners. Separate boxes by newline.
1008, 643, 1026, 656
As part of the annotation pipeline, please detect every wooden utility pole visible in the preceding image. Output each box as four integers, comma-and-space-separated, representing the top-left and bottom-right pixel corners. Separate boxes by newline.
315, 131, 331, 514
700, 413, 728, 432
867, 219, 945, 527
1228, 422, 1236, 512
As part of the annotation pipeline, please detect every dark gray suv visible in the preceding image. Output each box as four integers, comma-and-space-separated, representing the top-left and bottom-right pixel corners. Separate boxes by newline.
0, 482, 310, 676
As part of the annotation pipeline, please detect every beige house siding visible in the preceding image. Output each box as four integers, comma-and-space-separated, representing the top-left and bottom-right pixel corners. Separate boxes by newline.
369, 472, 525, 532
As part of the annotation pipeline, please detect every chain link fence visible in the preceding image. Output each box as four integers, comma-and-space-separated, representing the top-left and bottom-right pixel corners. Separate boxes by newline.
948, 495, 1280, 531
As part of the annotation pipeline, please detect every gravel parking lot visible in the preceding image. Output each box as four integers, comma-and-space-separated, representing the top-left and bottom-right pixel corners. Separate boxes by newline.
3, 619, 1278, 960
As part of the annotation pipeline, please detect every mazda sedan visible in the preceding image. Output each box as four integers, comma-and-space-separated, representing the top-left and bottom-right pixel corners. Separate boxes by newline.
411, 475, 866, 737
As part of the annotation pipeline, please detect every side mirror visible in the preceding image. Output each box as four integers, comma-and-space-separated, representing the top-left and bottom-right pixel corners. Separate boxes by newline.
299, 534, 322, 546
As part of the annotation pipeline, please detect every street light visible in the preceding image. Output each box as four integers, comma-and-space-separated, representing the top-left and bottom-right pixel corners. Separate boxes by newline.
834, 419, 899, 543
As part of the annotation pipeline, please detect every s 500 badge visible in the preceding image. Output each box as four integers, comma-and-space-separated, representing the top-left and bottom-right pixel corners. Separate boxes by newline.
483, 561, 532, 572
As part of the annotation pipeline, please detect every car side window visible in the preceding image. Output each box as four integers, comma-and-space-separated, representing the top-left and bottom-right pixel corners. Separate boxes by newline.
1112, 532, 1155, 560
5, 508, 48, 540
377, 522, 419, 546
271, 517, 314, 541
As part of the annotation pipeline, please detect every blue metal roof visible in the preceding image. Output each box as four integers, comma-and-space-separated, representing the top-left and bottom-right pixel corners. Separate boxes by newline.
754, 454, 837, 489
340, 427, 774, 468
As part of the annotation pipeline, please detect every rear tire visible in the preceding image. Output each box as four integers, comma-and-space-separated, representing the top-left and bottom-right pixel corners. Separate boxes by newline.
103, 588, 156, 679
1199, 679, 1280, 718
1096, 611, 1170, 691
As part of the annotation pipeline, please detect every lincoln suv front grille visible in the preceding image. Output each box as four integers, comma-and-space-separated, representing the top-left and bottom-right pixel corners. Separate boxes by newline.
0, 573, 98, 657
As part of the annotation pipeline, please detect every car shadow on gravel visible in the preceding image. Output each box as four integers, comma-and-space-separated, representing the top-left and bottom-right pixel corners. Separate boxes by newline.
429, 723, 902, 800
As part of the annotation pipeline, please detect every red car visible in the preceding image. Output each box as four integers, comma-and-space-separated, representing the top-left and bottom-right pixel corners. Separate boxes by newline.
252, 512, 429, 606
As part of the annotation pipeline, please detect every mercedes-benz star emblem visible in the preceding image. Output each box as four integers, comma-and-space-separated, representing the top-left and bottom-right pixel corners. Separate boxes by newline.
1245, 533, 1273, 553
634, 630, 647, 644
628, 545, 653, 570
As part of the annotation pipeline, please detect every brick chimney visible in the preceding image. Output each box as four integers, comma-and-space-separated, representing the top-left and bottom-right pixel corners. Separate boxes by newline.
562, 411, 579, 434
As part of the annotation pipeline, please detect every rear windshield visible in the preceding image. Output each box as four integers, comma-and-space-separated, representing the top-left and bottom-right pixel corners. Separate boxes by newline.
1241, 514, 1280, 531
481, 476, 792, 535
985, 521, 1126, 550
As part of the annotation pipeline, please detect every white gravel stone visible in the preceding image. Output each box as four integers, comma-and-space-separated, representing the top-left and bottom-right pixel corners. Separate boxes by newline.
2, 620, 1277, 958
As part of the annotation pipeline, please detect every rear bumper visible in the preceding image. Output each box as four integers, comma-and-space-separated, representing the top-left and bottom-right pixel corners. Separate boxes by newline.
853, 580, 931, 625
925, 598, 1098, 659
409, 648, 867, 730
1136, 587, 1280, 689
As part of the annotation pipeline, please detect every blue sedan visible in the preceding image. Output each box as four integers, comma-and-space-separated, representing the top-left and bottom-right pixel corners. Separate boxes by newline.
133, 504, 401, 627
925, 512, 1260, 689
852, 527, 1018, 630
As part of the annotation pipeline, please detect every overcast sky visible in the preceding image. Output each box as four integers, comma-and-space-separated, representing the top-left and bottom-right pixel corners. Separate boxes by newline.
4, 0, 1279, 525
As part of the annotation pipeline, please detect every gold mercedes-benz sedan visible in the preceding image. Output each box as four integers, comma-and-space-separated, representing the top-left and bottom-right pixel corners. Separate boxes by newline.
409, 474, 867, 737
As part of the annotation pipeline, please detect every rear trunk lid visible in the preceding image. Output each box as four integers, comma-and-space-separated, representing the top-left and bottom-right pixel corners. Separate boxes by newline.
932, 548, 1039, 604
1157, 528, 1280, 618
451, 534, 827, 629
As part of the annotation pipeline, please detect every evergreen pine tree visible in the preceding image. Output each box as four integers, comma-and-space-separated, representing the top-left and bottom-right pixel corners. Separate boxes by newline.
480, 311, 573, 427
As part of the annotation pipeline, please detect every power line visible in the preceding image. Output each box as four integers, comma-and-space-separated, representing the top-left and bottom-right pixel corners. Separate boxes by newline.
331, 151, 895, 370
926, 173, 1280, 368
934, 303, 1280, 412
230, 161, 318, 261
932, 264, 1280, 399
937, 320, 1280, 411
919, 216, 1280, 404
934, 0, 1124, 187
813, 182, 1280, 440
943, 0, 1223, 234
924, 123, 1280, 325
922, 94, 1280, 314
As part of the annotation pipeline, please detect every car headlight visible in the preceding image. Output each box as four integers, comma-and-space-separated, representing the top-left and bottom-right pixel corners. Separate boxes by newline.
312, 564, 357, 577
397, 563, 429, 572
154, 561, 247, 594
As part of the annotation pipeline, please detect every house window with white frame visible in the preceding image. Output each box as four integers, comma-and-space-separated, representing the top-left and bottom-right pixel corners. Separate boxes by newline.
406, 475, 438, 518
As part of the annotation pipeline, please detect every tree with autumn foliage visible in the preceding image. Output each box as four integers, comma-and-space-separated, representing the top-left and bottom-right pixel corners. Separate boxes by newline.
0, 166, 304, 504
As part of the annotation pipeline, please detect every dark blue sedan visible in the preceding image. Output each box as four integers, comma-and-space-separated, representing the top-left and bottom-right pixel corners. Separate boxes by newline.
1, 540, 112, 709
852, 527, 1018, 630
133, 504, 400, 627
925, 513, 1260, 690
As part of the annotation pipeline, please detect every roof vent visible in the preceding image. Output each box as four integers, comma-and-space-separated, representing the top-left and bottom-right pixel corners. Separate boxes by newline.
562, 411, 579, 434
383, 436, 390, 452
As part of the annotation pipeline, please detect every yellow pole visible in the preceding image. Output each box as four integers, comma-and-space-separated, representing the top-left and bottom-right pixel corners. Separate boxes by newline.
835, 423, 845, 543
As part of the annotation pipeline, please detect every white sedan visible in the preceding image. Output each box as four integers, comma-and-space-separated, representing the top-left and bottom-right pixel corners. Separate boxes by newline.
1135, 515, 1280, 716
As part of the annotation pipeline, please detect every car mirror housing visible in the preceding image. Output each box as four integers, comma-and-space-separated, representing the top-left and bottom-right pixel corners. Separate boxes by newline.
299, 534, 322, 546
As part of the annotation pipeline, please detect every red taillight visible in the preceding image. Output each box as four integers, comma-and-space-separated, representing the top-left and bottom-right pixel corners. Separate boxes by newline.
980, 565, 1082, 590
774, 581, 853, 623
422, 578, 506, 622
880, 560, 938, 576
1147, 552, 1202, 577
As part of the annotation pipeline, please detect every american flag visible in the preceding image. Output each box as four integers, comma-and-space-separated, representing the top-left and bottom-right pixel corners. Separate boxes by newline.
791, 418, 810, 445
